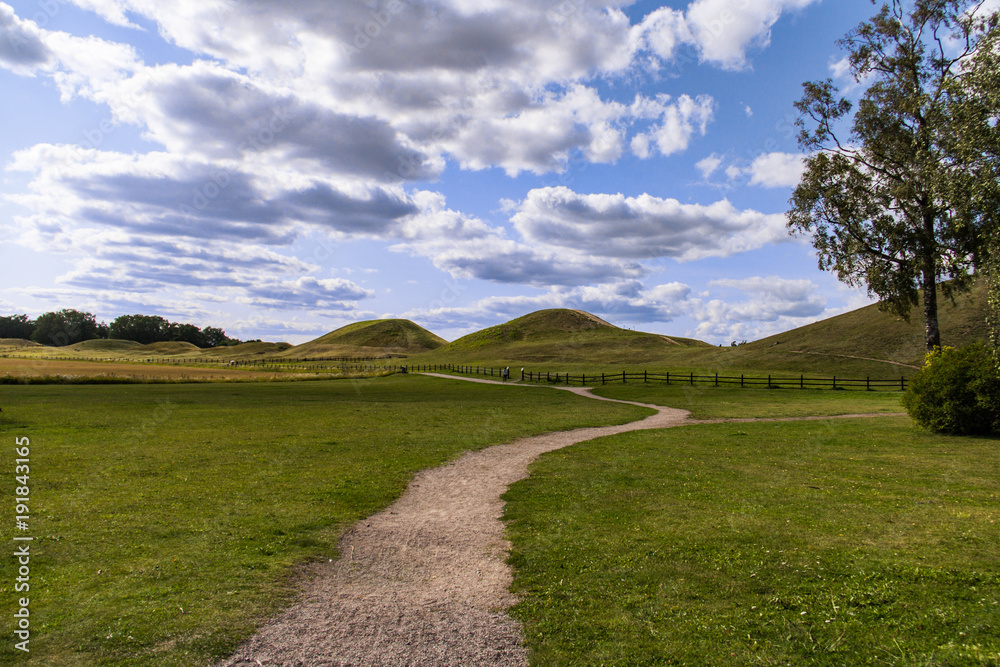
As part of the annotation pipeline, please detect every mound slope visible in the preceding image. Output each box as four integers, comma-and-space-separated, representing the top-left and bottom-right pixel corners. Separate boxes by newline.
69, 339, 144, 352
725, 279, 990, 374
288, 319, 447, 358
424, 309, 710, 365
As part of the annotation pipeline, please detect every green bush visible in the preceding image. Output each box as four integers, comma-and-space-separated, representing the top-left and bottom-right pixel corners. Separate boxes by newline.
902, 342, 1000, 435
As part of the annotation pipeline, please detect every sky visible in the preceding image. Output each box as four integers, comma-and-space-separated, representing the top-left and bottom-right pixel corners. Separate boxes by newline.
0, 0, 893, 345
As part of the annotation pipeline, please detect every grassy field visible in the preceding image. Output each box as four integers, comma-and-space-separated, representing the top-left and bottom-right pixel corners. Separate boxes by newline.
591, 383, 906, 419
0, 357, 337, 382
503, 414, 1000, 665
0, 375, 649, 666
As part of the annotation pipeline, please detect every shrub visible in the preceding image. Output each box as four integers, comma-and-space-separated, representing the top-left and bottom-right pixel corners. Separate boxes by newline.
902, 342, 1000, 435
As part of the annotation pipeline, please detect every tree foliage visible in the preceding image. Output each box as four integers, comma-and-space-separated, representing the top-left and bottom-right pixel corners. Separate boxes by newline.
2, 311, 242, 348
947, 18, 1000, 367
902, 342, 1000, 434
109, 314, 170, 345
0, 314, 36, 340
788, 0, 1000, 351
108, 314, 237, 347
31, 309, 103, 346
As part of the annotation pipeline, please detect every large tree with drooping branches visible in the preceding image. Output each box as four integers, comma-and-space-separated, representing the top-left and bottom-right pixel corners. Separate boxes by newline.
788, 0, 999, 351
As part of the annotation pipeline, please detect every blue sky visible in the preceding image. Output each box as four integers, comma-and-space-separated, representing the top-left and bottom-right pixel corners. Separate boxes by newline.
1, 0, 887, 344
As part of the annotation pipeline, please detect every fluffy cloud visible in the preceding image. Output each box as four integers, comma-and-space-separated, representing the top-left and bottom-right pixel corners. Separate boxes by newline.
695, 153, 723, 179
685, 0, 820, 70
631, 94, 714, 158
1, 0, 822, 333
393, 192, 647, 287
510, 186, 790, 261
746, 151, 806, 188
0, 3, 53, 73
634, 0, 821, 70
691, 275, 827, 341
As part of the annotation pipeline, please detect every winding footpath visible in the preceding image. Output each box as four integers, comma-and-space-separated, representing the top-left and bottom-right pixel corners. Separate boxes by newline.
218, 374, 903, 667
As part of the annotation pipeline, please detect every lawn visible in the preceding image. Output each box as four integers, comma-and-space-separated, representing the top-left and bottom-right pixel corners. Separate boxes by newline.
503, 417, 1000, 665
0, 375, 648, 666
592, 382, 906, 419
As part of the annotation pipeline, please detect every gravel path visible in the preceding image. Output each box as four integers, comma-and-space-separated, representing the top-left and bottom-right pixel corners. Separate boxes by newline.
217, 374, 900, 666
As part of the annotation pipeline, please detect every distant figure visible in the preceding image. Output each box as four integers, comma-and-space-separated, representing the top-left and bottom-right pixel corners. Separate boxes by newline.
502, 366, 509, 382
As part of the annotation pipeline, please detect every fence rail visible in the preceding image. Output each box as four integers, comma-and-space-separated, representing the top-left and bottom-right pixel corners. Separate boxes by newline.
0, 355, 909, 390
398, 364, 909, 391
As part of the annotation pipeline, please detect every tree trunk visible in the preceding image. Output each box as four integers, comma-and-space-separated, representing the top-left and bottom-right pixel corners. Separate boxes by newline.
921, 210, 941, 351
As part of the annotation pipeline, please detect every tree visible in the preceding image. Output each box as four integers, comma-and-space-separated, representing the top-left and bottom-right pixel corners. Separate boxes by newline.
0, 314, 36, 340
165, 322, 208, 347
202, 326, 229, 348
788, 0, 999, 351
31, 309, 102, 346
109, 314, 170, 345
944, 15, 1000, 365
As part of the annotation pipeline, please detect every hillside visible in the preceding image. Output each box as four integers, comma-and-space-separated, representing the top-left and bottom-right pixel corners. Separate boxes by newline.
286, 319, 447, 359
408, 284, 991, 378
69, 339, 145, 352
715, 279, 990, 376
417, 309, 711, 365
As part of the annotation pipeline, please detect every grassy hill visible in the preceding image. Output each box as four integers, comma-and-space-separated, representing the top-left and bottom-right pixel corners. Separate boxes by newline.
713, 279, 990, 377
285, 319, 447, 359
415, 309, 711, 366
69, 339, 145, 352
202, 342, 293, 358
409, 284, 991, 378
1, 281, 989, 378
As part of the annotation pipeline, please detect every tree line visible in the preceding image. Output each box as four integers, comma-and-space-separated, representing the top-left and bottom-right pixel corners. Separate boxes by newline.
0, 310, 256, 348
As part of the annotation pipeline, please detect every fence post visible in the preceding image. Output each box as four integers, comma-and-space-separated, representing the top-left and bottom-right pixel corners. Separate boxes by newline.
602, 372, 605, 385
901, 376, 905, 391
741, 374, 744, 388
582, 373, 585, 386
644, 370, 647, 383
714, 372, 718, 387
833, 376, 837, 390
622, 370, 626, 384
690, 372, 693, 386
800, 375, 803, 389
866, 376, 870, 391
666, 371, 669, 385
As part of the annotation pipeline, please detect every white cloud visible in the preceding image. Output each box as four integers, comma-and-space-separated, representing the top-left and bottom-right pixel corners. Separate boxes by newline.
685, 0, 820, 70
746, 151, 806, 188
0, 2, 53, 74
690, 275, 827, 341
695, 153, 723, 179
1, 0, 827, 333
510, 186, 790, 261
633, 6, 692, 62
632, 94, 714, 157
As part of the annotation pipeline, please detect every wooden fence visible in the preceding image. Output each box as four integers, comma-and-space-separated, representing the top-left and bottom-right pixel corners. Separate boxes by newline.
397, 364, 909, 391
0, 355, 910, 390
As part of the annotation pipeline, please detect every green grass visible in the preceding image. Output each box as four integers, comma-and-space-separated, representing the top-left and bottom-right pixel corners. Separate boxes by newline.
503, 417, 1000, 666
0, 375, 649, 666
287, 319, 446, 358
591, 383, 906, 419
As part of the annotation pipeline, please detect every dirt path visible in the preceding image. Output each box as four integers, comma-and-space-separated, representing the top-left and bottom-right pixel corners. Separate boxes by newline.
788, 349, 920, 369
218, 374, 901, 666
